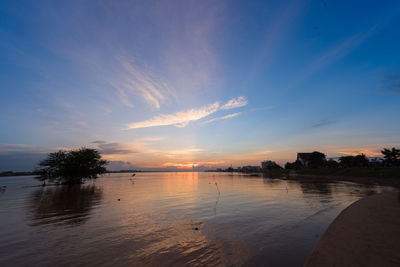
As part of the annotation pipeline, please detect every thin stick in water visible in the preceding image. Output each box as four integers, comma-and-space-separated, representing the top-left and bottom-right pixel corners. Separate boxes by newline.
215, 182, 220, 195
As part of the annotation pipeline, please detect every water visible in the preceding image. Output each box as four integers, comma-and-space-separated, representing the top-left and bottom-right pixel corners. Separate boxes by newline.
0, 172, 396, 266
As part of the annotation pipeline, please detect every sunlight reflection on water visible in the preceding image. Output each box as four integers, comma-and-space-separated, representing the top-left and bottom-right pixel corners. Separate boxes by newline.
0, 172, 395, 266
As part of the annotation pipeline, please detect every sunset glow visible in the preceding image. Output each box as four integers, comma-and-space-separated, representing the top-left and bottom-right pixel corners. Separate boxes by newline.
1, 0, 400, 171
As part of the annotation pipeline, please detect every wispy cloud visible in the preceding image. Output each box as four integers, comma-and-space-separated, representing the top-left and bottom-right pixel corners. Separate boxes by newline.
221, 96, 248, 110
100, 2, 223, 110
127, 102, 220, 129
137, 137, 166, 142
0, 144, 72, 154
155, 1, 224, 97
204, 112, 243, 124
312, 119, 336, 128
380, 71, 400, 94
96, 142, 143, 155
0, 144, 50, 154
110, 81, 135, 108
166, 147, 207, 155
161, 162, 197, 169
245, 0, 305, 82
292, 26, 378, 87
107, 161, 137, 170
108, 57, 176, 109
126, 96, 248, 129
91, 140, 107, 144
204, 105, 274, 124
28, 1, 225, 113
337, 149, 382, 157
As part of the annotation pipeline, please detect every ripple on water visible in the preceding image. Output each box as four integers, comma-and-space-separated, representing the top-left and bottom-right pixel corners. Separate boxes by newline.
0, 173, 395, 266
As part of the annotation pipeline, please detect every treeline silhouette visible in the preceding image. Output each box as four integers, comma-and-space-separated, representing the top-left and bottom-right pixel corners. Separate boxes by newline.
0, 171, 34, 177
285, 147, 400, 169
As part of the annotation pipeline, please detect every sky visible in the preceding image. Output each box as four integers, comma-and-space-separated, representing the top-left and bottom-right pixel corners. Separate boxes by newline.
1, 0, 400, 171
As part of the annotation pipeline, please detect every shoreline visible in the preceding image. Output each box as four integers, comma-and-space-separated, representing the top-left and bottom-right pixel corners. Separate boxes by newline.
2, 171, 400, 188
304, 191, 400, 266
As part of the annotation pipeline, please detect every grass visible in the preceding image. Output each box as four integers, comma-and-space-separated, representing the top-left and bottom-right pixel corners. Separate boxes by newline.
294, 167, 400, 179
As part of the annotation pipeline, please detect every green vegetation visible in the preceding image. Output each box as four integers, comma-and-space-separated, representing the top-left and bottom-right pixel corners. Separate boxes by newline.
35, 148, 107, 184
286, 148, 400, 169
381, 148, 400, 166
338, 154, 369, 168
284, 147, 400, 179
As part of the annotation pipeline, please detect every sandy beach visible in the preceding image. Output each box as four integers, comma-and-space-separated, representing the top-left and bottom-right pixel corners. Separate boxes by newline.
304, 191, 400, 267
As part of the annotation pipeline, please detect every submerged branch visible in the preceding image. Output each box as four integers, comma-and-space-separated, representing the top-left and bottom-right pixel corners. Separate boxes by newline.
214, 181, 220, 195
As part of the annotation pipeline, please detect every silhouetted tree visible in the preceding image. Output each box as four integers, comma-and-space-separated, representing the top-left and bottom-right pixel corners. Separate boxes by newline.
369, 157, 383, 167
326, 159, 339, 168
35, 148, 107, 184
339, 156, 354, 168
353, 154, 369, 167
339, 154, 370, 167
285, 160, 303, 169
381, 147, 400, 166
307, 151, 326, 168
262, 160, 282, 170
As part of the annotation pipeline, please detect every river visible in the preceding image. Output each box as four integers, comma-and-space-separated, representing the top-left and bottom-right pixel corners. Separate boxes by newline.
0, 172, 395, 266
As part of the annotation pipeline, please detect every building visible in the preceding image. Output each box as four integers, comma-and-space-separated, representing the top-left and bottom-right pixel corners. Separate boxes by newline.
297, 153, 313, 167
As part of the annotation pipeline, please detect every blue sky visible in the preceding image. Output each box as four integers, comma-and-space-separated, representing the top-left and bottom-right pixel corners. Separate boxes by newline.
1, 0, 400, 171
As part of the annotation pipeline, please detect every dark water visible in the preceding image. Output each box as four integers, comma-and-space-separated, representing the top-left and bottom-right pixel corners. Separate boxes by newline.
0, 172, 395, 266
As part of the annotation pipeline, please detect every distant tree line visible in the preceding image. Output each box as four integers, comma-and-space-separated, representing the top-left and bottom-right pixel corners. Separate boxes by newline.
0, 171, 34, 177
285, 147, 400, 169
381, 148, 400, 167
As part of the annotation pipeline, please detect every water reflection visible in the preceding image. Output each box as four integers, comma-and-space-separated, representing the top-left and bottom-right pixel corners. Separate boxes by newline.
262, 171, 286, 179
213, 192, 220, 215
262, 177, 283, 185
299, 180, 333, 196
0, 173, 395, 266
0, 186, 6, 195
29, 184, 102, 226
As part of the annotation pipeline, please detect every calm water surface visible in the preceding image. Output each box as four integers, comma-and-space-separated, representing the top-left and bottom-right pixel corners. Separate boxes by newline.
0, 172, 396, 266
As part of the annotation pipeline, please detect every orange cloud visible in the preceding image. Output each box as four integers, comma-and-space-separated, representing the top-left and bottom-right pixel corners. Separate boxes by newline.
162, 162, 196, 169
337, 149, 382, 157
162, 160, 226, 169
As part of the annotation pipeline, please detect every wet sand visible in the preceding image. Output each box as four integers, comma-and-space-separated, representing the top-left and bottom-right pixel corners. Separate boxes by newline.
304, 191, 400, 267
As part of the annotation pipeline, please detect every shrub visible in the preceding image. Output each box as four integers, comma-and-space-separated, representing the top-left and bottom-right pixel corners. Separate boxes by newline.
35, 148, 107, 184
